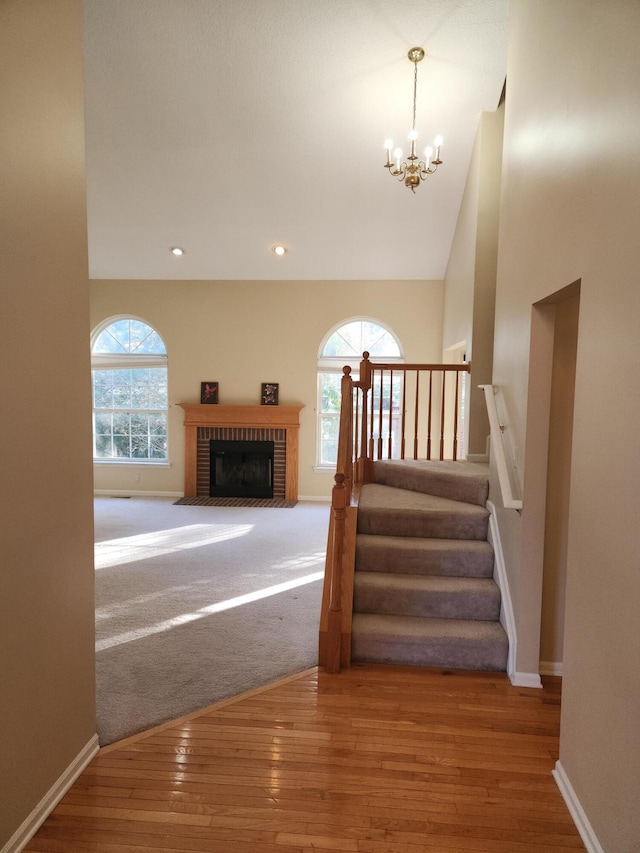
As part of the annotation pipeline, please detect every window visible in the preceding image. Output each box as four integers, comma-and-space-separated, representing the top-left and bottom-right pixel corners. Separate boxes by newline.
317, 319, 403, 467
91, 318, 168, 461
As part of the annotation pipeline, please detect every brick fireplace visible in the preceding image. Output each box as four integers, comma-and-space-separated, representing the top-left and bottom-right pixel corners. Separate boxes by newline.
178, 404, 304, 501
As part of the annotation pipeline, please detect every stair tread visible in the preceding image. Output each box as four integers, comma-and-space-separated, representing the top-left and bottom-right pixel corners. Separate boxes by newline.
358, 484, 489, 541
355, 533, 494, 577
374, 460, 489, 507
360, 483, 489, 516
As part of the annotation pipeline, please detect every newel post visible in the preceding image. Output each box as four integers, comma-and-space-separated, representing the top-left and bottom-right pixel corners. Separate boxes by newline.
336, 366, 354, 502
356, 351, 374, 484
326, 472, 347, 673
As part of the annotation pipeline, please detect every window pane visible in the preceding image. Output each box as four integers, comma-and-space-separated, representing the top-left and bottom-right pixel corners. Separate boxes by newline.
112, 413, 130, 436
320, 415, 339, 465
148, 414, 166, 435
94, 434, 113, 457
130, 370, 150, 408
93, 371, 113, 407
131, 437, 150, 458
320, 373, 342, 414
94, 412, 112, 434
111, 370, 132, 408
150, 435, 167, 458
148, 368, 168, 407
93, 328, 127, 354
130, 413, 148, 435
113, 435, 131, 457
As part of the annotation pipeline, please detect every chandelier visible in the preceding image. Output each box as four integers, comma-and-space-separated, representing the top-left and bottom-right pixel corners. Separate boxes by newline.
384, 47, 443, 193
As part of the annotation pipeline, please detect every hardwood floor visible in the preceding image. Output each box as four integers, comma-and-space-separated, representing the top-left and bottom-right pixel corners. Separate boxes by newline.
25, 665, 586, 852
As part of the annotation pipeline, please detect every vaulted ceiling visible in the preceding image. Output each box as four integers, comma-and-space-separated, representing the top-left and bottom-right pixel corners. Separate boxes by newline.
84, 0, 508, 281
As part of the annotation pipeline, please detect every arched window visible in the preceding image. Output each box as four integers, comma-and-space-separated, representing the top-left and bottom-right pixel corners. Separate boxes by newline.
91, 317, 168, 461
317, 318, 403, 467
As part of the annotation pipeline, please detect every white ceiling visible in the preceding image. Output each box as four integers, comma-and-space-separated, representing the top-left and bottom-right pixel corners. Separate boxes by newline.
83, 0, 508, 281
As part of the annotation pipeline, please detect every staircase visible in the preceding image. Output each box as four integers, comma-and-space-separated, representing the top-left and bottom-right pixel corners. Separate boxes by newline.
351, 460, 508, 671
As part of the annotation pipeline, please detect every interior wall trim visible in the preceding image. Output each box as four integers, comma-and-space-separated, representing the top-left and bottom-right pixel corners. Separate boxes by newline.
553, 760, 605, 853
1, 734, 99, 853
487, 500, 542, 688
540, 660, 564, 676
93, 490, 183, 498
466, 453, 489, 463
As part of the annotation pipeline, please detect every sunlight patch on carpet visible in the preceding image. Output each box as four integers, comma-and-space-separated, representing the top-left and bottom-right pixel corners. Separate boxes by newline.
95, 523, 254, 570
96, 570, 325, 652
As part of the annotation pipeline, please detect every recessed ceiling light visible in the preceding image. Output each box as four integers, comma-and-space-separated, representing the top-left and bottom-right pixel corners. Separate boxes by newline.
271, 244, 288, 256
170, 246, 186, 256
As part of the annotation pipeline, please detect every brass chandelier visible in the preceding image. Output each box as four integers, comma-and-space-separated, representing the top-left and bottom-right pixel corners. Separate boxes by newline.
384, 47, 443, 193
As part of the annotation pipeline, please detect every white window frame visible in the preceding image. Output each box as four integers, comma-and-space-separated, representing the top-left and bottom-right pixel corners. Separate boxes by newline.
316, 318, 404, 470
91, 316, 169, 464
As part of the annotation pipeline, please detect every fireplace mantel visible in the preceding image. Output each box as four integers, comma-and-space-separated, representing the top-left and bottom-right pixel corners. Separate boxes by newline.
178, 404, 304, 500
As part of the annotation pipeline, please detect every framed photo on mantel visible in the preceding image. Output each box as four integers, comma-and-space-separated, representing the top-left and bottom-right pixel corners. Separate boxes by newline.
200, 381, 219, 404
261, 383, 279, 405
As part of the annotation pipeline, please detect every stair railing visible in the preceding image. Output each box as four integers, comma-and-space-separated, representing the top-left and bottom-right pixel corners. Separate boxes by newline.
356, 351, 470, 481
478, 384, 523, 511
319, 353, 471, 672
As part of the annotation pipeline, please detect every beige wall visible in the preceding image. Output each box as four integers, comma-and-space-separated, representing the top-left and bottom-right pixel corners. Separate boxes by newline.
0, 1, 96, 846
492, 1, 640, 848
90, 279, 444, 498
443, 106, 504, 457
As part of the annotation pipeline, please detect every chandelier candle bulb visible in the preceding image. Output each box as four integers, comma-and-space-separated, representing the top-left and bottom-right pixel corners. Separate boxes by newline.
433, 135, 443, 163
384, 140, 393, 167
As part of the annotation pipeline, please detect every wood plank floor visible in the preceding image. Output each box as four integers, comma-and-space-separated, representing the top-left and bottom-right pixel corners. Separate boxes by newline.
25, 665, 586, 853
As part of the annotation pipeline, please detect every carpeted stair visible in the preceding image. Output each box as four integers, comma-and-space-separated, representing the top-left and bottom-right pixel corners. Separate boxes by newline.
351, 460, 508, 671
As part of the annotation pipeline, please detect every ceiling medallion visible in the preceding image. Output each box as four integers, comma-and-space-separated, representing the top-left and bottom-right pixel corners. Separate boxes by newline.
384, 47, 444, 193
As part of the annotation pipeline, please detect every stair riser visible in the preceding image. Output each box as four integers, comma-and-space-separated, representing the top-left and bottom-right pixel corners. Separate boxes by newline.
354, 588, 501, 621
355, 546, 494, 578
358, 509, 489, 541
351, 636, 508, 671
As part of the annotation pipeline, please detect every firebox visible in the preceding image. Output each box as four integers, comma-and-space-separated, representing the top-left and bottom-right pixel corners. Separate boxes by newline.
209, 440, 274, 498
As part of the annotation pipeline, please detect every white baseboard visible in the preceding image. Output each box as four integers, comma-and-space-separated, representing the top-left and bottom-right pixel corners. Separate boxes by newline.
487, 501, 542, 690
553, 760, 605, 853
94, 489, 182, 498
511, 671, 543, 688
297, 495, 332, 503
1, 734, 99, 853
540, 660, 563, 676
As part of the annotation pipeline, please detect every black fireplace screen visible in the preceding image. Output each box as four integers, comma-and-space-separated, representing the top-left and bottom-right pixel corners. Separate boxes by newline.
209, 440, 274, 498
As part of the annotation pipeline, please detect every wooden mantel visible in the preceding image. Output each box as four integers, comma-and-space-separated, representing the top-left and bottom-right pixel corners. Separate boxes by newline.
178, 404, 304, 500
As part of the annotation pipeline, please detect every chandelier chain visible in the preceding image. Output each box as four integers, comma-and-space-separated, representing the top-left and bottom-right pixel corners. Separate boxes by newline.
412, 59, 418, 132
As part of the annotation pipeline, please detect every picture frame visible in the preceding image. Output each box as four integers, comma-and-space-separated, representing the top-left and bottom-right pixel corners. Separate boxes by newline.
200, 381, 219, 404
260, 383, 279, 406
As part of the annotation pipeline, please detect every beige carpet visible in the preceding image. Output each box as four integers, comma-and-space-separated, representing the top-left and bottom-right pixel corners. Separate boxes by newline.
94, 496, 330, 745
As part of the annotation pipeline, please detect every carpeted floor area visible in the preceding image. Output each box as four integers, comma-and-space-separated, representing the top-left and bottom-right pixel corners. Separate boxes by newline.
94, 496, 330, 745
